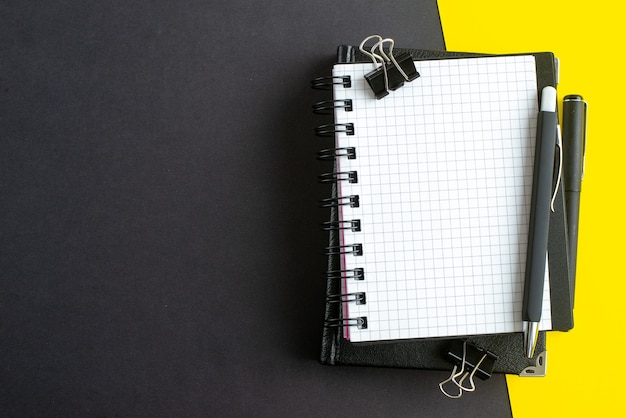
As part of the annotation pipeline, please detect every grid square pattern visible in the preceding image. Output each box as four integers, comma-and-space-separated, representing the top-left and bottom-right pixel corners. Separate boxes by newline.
332, 56, 552, 342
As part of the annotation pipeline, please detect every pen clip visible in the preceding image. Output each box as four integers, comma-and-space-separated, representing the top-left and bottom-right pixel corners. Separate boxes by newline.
581, 100, 588, 181
550, 124, 563, 212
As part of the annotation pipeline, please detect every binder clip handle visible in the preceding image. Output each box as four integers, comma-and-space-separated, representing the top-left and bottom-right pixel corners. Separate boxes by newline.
358, 35, 420, 99
439, 340, 497, 399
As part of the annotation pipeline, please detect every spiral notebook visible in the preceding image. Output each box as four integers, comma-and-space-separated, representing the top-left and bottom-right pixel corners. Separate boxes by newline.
313, 45, 573, 376
317, 49, 579, 348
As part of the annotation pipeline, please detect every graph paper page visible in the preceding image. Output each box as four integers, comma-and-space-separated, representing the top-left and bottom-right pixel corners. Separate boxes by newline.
332, 55, 552, 342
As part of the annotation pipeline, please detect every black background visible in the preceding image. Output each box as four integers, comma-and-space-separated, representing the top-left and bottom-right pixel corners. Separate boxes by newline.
1, 1, 512, 416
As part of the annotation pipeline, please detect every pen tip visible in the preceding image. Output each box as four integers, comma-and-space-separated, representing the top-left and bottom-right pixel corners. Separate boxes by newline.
524, 322, 540, 358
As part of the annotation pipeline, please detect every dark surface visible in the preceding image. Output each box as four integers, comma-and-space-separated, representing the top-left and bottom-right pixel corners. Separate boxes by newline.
1, 1, 512, 416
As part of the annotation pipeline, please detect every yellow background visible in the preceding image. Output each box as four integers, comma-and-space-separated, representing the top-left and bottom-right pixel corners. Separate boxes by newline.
438, 1, 625, 416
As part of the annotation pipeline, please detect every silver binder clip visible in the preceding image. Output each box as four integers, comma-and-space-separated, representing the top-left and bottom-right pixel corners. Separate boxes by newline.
358, 35, 419, 99
439, 340, 496, 399
359, 35, 389, 97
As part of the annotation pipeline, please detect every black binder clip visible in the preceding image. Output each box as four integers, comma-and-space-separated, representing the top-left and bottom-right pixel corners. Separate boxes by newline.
359, 35, 420, 99
439, 340, 497, 399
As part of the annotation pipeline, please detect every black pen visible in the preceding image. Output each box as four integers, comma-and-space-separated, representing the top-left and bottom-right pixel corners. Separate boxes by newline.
562, 95, 587, 307
523, 86, 558, 358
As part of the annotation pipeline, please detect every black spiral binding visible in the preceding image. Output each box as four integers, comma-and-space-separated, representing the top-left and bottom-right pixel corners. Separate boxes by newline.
327, 292, 366, 305
315, 123, 354, 137
313, 73, 367, 331
324, 317, 368, 330
324, 268, 365, 281
320, 220, 361, 232
311, 76, 351, 90
318, 171, 358, 184
324, 244, 363, 257
317, 147, 356, 161
319, 195, 359, 208
313, 99, 353, 115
